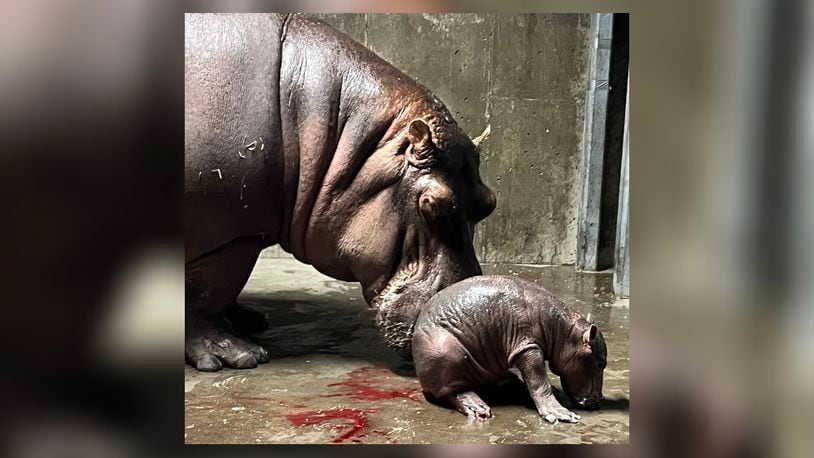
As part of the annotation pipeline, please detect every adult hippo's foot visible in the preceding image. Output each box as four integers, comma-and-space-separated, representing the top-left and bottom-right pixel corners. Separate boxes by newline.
186, 319, 269, 372
185, 237, 268, 371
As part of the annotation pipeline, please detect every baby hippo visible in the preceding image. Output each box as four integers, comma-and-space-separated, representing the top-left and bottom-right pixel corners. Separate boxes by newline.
412, 275, 607, 423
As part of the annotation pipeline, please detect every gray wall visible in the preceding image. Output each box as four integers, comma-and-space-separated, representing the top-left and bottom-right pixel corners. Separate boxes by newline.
267, 13, 590, 265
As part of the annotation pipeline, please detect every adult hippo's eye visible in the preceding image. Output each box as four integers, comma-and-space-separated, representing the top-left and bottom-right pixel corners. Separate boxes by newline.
418, 180, 455, 227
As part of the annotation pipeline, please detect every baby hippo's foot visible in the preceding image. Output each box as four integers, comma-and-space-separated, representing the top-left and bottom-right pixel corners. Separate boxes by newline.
539, 395, 581, 424
449, 391, 492, 421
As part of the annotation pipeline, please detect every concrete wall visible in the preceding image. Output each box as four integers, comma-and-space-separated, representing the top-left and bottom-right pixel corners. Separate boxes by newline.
267, 13, 590, 265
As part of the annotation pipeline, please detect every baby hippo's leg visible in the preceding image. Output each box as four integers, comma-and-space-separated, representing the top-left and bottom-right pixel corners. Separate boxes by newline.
514, 348, 581, 424
413, 327, 493, 420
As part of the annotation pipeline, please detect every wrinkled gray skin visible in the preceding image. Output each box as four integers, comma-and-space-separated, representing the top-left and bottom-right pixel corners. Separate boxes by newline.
413, 276, 607, 423
184, 14, 496, 371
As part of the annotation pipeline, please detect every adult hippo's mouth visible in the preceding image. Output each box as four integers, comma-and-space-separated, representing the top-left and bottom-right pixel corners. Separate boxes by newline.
363, 234, 481, 359
365, 255, 428, 358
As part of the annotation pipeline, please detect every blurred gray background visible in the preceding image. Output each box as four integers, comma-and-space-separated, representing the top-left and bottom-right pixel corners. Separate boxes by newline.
2, 0, 811, 456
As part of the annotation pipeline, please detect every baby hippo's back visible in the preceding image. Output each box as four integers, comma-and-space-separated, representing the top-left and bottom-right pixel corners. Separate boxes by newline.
413, 275, 552, 397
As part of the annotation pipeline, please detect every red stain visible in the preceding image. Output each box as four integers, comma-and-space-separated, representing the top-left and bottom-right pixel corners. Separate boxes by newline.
325, 366, 423, 402
285, 366, 416, 443
286, 408, 378, 443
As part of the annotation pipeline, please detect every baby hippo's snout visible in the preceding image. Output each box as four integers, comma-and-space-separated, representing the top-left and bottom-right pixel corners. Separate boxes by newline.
577, 394, 604, 410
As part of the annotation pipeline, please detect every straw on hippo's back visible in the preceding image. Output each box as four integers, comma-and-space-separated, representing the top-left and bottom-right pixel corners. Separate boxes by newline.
412, 275, 607, 422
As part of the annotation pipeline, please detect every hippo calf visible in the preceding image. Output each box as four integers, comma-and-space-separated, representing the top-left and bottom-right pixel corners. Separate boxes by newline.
412, 276, 607, 423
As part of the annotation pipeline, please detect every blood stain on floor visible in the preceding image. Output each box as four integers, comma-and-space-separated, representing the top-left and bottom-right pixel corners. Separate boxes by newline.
324, 365, 423, 402
286, 408, 379, 443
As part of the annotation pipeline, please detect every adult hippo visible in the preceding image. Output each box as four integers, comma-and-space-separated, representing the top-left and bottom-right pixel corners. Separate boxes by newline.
185, 14, 496, 371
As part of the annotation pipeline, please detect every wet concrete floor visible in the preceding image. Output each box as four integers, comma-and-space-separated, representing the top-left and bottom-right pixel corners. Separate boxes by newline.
184, 257, 629, 444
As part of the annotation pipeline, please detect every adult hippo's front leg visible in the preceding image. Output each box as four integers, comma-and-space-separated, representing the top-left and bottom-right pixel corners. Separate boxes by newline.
185, 237, 270, 371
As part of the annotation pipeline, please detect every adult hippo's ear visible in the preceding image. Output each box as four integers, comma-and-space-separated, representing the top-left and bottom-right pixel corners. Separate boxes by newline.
583, 324, 598, 348
406, 119, 438, 168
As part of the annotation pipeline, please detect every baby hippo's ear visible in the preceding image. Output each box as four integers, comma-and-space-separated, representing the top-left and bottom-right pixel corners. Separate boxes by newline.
582, 324, 598, 348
